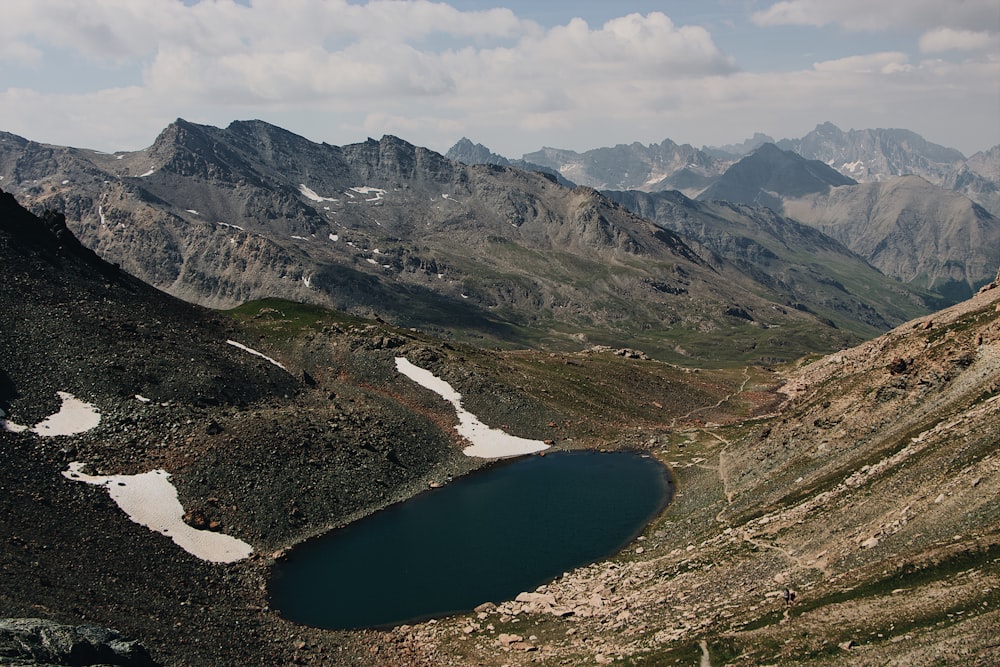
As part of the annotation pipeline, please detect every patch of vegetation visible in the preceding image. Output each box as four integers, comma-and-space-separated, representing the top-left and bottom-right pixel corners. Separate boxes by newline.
227, 297, 366, 339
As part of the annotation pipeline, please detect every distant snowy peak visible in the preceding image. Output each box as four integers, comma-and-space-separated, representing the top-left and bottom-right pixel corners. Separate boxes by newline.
777, 122, 967, 184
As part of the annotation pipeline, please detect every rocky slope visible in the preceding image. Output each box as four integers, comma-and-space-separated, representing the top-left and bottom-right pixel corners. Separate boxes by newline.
603, 189, 947, 332
785, 174, 1000, 302
0, 122, 923, 364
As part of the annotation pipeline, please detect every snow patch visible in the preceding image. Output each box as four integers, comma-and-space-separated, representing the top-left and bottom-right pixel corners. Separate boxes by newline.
135, 394, 151, 403
186, 209, 199, 215
226, 340, 287, 371
1, 392, 101, 437
138, 167, 156, 177
395, 358, 550, 459
329, 233, 339, 241
290, 235, 308, 241
98, 205, 107, 226
302, 275, 312, 289
61, 179, 69, 185
298, 184, 339, 203
349, 186, 386, 202
62, 462, 253, 563
218, 222, 245, 231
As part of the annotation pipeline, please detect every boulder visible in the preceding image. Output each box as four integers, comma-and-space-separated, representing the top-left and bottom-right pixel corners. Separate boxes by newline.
0, 617, 157, 666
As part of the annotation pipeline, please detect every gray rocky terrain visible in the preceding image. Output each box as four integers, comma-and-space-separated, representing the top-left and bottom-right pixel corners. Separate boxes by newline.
0, 121, 936, 364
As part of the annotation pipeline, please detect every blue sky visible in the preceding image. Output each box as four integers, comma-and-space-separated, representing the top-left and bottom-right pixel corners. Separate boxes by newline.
1, 0, 997, 157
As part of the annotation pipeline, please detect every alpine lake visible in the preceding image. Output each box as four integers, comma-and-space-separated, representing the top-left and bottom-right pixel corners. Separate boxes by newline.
269, 450, 673, 630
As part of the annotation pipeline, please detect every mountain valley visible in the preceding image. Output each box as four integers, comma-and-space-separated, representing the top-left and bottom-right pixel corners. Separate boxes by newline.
2, 117, 999, 667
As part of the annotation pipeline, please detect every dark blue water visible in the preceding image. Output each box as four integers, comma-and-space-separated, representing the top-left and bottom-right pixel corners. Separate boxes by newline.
269, 451, 672, 630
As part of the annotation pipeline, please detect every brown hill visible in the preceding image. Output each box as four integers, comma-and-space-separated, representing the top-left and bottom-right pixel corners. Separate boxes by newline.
785, 174, 1000, 302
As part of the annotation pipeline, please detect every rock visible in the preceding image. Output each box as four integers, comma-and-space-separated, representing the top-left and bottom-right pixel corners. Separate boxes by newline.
497, 633, 523, 646
206, 420, 224, 435
839, 640, 856, 650
515, 592, 556, 607
182, 509, 209, 529
0, 617, 157, 666
473, 602, 497, 614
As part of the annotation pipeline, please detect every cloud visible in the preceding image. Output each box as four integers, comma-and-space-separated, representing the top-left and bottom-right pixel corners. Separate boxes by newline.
919, 28, 998, 53
812, 52, 912, 74
752, 0, 1000, 33
0, 1, 996, 157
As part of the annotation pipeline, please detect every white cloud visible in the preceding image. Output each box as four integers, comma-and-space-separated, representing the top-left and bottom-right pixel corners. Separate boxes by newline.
919, 28, 997, 53
812, 52, 912, 74
0, 1, 996, 157
752, 0, 999, 33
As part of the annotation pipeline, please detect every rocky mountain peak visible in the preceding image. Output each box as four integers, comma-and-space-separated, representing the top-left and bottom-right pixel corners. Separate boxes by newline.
696, 142, 855, 210
446, 137, 512, 166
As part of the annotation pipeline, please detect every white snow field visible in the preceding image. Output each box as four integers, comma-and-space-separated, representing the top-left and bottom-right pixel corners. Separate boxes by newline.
63, 462, 253, 563
1, 392, 101, 436
394, 357, 550, 458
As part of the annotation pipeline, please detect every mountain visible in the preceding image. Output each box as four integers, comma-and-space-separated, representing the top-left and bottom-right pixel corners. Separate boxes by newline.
695, 142, 856, 210
690, 143, 1000, 301
445, 137, 575, 187
778, 121, 967, 184
4, 190, 997, 665
1, 120, 916, 364
701, 131, 777, 159
946, 144, 1000, 216
603, 188, 946, 330
445, 137, 511, 166
521, 138, 726, 195
785, 175, 1000, 301
771, 122, 1000, 216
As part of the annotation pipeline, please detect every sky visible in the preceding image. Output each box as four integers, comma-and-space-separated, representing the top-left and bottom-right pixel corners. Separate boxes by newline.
1, 0, 998, 158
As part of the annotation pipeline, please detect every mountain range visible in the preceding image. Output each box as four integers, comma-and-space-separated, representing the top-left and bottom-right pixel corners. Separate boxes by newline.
0, 119, 949, 365
448, 121, 1000, 217
449, 130, 1000, 302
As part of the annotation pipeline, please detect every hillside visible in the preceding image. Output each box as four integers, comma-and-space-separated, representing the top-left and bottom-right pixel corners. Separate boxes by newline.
0, 120, 924, 364
405, 269, 1000, 667
2, 191, 997, 666
603, 189, 946, 331
785, 175, 1000, 301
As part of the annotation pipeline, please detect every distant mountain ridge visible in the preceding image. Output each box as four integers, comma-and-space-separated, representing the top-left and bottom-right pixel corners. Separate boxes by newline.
776, 121, 968, 184
0, 119, 941, 363
446, 137, 575, 187
519, 138, 724, 196
451, 122, 1000, 216
688, 143, 999, 301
